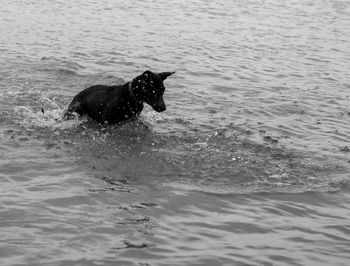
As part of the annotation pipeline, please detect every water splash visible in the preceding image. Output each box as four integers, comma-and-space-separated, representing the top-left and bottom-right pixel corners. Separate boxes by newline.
14, 106, 83, 130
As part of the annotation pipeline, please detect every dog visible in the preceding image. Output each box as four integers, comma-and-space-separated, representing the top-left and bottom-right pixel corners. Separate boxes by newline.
64, 70, 175, 124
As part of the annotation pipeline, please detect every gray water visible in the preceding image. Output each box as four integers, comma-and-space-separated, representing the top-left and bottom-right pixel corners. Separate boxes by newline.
1, 0, 350, 265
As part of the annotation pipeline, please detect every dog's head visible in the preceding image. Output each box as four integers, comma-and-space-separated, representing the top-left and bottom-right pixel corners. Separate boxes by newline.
133, 70, 175, 112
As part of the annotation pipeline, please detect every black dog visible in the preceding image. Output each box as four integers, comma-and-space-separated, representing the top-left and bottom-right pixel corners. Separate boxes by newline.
64, 70, 175, 124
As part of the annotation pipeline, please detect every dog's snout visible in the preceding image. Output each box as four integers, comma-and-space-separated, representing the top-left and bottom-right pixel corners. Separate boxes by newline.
151, 99, 166, 112
156, 104, 166, 112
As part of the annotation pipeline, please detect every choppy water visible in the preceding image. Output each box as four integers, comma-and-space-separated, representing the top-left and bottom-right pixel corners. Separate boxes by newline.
1, 0, 350, 265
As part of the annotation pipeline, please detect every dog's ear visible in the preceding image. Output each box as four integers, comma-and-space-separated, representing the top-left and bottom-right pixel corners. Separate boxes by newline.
142, 70, 152, 78
158, 72, 175, 81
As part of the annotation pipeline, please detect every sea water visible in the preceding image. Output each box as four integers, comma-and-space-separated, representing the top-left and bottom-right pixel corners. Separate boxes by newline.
0, 0, 349, 265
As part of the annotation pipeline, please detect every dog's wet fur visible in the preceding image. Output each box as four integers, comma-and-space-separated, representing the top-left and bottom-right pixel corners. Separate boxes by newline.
64, 70, 175, 124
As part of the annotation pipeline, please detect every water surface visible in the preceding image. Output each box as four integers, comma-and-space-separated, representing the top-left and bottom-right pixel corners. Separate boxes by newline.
1, 0, 350, 265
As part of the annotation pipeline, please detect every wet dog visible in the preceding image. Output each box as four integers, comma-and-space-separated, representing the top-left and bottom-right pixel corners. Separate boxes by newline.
64, 70, 175, 124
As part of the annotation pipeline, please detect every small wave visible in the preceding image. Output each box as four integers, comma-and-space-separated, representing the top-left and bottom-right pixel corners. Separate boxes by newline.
37, 67, 78, 76
38, 57, 84, 76
40, 56, 84, 70
57, 68, 77, 76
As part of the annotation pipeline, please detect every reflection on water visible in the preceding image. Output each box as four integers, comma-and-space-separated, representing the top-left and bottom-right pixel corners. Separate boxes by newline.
0, 0, 350, 265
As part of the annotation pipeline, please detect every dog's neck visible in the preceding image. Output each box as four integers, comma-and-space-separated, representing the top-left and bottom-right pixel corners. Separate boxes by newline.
128, 80, 137, 101
129, 76, 147, 103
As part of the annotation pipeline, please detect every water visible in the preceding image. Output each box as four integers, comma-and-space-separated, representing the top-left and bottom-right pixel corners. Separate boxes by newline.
1, 0, 350, 265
